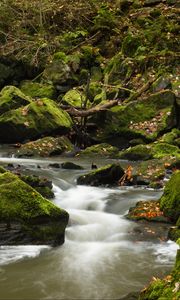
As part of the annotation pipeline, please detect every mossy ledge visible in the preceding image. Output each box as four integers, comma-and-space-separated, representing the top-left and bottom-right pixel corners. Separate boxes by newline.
0, 171, 69, 246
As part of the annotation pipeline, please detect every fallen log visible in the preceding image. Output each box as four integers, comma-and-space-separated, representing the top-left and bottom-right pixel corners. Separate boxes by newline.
63, 99, 119, 117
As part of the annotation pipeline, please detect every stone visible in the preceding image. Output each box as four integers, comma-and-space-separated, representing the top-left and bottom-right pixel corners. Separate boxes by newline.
77, 143, 120, 158
61, 162, 83, 170
0, 85, 31, 115
160, 170, 180, 222
77, 163, 124, 186
0, 171, 69, 245
20, 80, 56, 99
0, 98, 73, 143
16, 136, 73, 157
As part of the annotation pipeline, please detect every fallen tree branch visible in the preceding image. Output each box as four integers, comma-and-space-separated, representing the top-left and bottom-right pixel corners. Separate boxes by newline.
99, 83, 134, 93
124, 76, 158, 103
64, 99, 119, 117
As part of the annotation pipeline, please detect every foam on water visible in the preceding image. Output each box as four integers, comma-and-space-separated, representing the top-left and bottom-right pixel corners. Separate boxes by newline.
0, 246, 50, 266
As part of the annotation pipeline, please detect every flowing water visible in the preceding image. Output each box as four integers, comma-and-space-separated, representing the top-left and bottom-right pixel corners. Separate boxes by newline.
0, 150, 178, 299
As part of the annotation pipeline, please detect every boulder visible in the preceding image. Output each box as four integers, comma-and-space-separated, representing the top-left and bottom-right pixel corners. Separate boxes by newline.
61, 89, 90, 108
0, 171, 69, 245
97, 90, 177, 147
119, 142, 180, 161
0, 85, 31, 115
126, 200, 170, 223
61, 162, 83, 170
16, 136, 73, 157
77, 163, 124, 186
160, 171, 180, 222
0, 97, 73, 143
19, 174, 54, 199
20, 80, 56, 99
77, 143, 120, 158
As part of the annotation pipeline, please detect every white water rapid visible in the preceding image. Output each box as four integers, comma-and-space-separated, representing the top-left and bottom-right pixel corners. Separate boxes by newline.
0, 156, 178, 299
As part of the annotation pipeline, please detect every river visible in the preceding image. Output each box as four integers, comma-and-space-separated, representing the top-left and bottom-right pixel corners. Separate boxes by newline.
0, 149, 178, 299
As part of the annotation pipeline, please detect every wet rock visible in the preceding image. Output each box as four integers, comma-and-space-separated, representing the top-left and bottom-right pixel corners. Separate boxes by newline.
49, 163, 61, 168
76, 143, 120, 158
0, 171, 69, 246
77, 163, 124, 186
119, 142, 180, 161
16, 136, 73, 157
126, 200, 170, 223
61, 162, 84, 170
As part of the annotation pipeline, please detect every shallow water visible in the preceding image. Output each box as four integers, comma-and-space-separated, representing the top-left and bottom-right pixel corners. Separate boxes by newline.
0, 153, 178, 299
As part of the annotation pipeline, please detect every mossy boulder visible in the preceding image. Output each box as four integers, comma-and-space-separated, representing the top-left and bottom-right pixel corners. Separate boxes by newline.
61, 162, 83, 170
16, 136, 73, 157
0, 98, 73, 143
160, 171, 180, 223
119, 144, 152, 160
77, 143, 120, 158
119, 142, 180, 161
97, 90, 177, 146
104, 52, 134, 84
20, 174, 54, 199
61, 89, 90, 108
158, 128, 180, 145
139, 249, 180, 300
0, 85, 31, 115
0, 172, 69, 245
132, 158, 168, 188
126, 200, 170, 223
43, 57, 72, 86
77, 163, 124, 186
20, 81, 56, 99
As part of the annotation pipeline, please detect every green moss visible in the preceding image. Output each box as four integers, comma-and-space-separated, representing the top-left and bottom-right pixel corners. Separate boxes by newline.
140, 249, 180, 300
77, 143, 120, 158
159, 129, 180, 145
16, 136, 73, 157
0, 98, 73, 142
0, 85, 31, 115
152, 143, 180, 159
0, 171, 69, 244
0, 172, 67, 221
122, 33, 141, 57
62, 89, 89, 108
20, 81, 56, 99
104, 53, 134, 84
93, 4, 116, 31
168, 227, 180, 242
20, 174, 54, 199
160, 171, 180, 222
0, 166, 6, 173
119, 144, 152, 160
98, 90, 176, 143
119, 142, 180, 161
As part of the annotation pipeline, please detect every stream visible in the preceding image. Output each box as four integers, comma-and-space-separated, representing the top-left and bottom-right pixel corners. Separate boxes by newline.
0, 149, 178, 299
